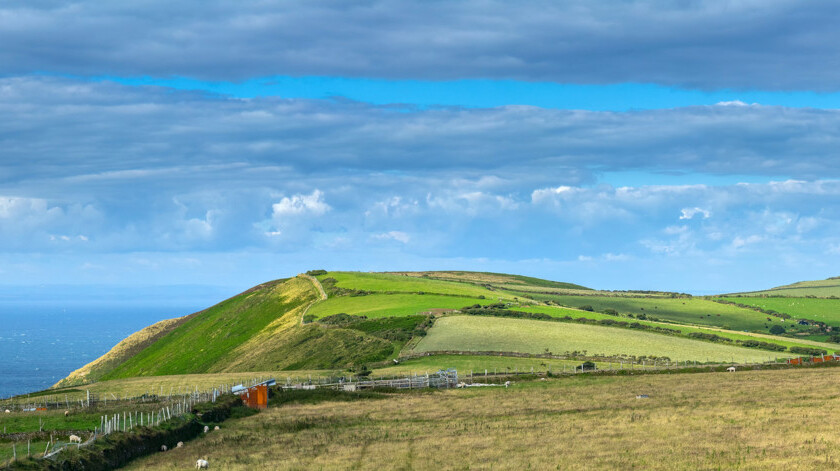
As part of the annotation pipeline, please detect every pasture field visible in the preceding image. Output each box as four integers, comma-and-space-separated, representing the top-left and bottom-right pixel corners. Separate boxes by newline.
413, 316, 792, 362
306, 293, 488, 319
524, 294, 782, 332
388, 270, 591, 290
732, 278, 840, 297
318, 272, 514, 300
372, 355, 614, 376
125, 368, 840, 470
720, 297, 840, 324
516, 305, 836, 352
0, 440, 50, 463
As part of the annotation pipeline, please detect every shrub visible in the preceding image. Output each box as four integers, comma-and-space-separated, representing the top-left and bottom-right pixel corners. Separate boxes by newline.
737, 340, 787, 352
579, 305, 594, 311
306, 269, 328, 276
602, 308, 619, 316
579, 361, 596, 371
769, 325, 786, 335
790, 346, 828, 356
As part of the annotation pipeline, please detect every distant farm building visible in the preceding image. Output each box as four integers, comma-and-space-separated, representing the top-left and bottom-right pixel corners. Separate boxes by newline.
232, 379, 276, 409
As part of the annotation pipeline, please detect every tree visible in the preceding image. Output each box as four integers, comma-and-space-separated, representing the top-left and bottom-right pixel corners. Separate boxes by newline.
769, 325, 785, 335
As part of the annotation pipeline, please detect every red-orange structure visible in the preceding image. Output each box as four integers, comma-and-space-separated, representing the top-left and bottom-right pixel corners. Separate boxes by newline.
232, 379, 275, 409
787, 355, 840, 365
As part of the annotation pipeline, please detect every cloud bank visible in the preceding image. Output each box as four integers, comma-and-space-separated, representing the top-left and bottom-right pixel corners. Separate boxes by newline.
1, 1, 839, 90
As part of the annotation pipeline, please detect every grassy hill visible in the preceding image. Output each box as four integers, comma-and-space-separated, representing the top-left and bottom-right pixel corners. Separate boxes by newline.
56, 270, 836, 390
728, 276, 840, 297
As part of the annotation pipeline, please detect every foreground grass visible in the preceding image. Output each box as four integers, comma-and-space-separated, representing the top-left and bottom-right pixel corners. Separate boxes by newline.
414, 316, 792, 362
126, 367, 840, 470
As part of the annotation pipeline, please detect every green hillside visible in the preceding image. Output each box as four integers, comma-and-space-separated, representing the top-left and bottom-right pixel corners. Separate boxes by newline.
57, 270, 835, 390
719, 297, 840, 324
729, 277, 840, 297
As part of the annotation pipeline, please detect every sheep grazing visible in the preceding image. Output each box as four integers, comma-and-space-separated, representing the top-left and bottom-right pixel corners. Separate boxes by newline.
213, 425, 220, 431
64, 410, 70, 417
196, 458, 209, 469
176, 441, 184, 448
3, 409, 9, 414
69, 435, 82, 444
160, 445, 168, 452
504, 381, 511, 388
203, 425, 209, 433
727, 366, 736, 373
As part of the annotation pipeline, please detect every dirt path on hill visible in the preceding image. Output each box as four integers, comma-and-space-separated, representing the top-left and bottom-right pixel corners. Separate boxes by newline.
298, 274, 327, 325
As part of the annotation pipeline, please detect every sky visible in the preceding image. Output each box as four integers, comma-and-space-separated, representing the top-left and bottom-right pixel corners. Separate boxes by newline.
1, 0, 840, 297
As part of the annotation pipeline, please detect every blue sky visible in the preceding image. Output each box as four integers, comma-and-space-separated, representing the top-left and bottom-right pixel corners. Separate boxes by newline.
1, 0, 840, 297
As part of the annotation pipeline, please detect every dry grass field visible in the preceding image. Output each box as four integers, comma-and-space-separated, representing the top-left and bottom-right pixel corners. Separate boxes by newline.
124, 367, 840, 470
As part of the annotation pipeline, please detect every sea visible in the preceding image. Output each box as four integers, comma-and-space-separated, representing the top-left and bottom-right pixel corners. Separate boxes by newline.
0, 300, 209, 399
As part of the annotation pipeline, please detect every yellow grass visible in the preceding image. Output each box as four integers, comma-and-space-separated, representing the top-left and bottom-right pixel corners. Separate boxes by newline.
125, 367, 840, 470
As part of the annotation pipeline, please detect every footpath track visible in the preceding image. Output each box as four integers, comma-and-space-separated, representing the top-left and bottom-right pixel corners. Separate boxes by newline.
298, 274, 327, 325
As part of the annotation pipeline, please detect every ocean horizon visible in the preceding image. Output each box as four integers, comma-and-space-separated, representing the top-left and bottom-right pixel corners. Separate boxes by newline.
0, 300, 208, 398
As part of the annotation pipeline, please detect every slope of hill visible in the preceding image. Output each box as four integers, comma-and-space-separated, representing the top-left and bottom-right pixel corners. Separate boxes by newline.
728, 277, 840, 298
57, 270, 835, 389
57, 276, 394, 386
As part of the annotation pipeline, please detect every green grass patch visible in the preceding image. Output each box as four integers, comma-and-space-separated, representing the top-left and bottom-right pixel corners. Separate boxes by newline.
522, 294, 777, 332
719, 297, 840, 324
307, 293, 490, 319
0, 410, 103, 435
514, 304, 834, 352
413, 316, 793, 362
730, 278, 840, 298
318, 272, 512, 299
373, 354, 613, 376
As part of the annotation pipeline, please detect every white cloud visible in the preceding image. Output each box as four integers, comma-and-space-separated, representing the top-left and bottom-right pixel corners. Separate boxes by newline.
272, 190, 330, 217
426, 191, 518, 214
679, 207, 711, 220
715, 100, 751, 107
732, 235, 763, 249
531, 186, 579, 204
373, 231, 410, 244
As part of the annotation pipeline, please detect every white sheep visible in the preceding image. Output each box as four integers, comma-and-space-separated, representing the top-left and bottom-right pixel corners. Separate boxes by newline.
196, 458, 209, 469
727, 366, 736, 372
504, 381, 511, 388
64, 410, 70, 417
160, 445, 168, 452
3, 409, 9, 414
69, 435, 82, 444
203, 425, 209, 433
176, 441, 184, 448
213, 425, 219, 431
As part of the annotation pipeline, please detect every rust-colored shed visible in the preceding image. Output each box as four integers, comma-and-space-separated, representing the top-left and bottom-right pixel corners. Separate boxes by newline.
232, 379, 275, 409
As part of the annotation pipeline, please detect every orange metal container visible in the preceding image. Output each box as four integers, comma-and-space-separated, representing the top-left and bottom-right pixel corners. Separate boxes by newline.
238, 384, 268, 409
